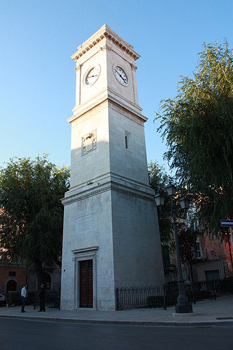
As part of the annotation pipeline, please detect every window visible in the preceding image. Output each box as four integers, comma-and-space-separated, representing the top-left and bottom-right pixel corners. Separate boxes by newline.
205, 270, 220, 281
9, 271, 16, 276
195, 236, 202, 258
125, 135, 128, 149
125, 131, 131, 150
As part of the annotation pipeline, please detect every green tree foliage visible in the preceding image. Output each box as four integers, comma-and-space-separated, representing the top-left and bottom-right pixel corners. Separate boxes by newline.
149, 162, 197, 272
148, 161, 169, 194
148, 162, 173, 247
0, 155, 70, 286
156, 41, 233, 230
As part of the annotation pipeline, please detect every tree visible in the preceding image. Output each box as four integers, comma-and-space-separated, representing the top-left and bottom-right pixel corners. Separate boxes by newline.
149, 161, 172, 246
149, 162, 197, 276
178, 228, 197, 282
148, 161, 169, 194
0, 155, 70, 288
156, 41, 233, 230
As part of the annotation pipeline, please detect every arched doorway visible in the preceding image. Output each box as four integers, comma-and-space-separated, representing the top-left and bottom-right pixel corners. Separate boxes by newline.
42, 273, 51, 290
6, 280, 17, 292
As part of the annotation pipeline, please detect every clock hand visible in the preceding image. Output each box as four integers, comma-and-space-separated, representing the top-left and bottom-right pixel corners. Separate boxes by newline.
115, 69, 121, 77
119, 73, 126, 83
115, 69, 127, 83
116, 70, 124, 80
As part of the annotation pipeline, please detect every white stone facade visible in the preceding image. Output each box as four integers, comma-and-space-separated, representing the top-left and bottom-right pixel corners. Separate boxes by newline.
61, 25, 164, 311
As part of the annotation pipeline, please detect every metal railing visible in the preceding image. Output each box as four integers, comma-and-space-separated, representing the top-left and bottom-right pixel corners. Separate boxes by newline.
33, 290, 60, 310
116, 278, 233, 310
116, 286, 165, 310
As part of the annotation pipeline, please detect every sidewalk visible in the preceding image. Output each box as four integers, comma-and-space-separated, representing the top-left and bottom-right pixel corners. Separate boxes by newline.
0, 296, 233, 326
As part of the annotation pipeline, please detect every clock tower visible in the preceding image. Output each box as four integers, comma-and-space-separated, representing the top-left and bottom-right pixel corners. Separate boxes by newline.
61, 25, 164, 311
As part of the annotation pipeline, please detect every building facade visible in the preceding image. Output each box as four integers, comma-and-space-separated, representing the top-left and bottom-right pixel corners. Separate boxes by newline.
192, 232, 231, 281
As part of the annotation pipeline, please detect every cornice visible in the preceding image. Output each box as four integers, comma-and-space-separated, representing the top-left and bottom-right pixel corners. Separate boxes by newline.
62, 177, 155, 206
71, 24, 140, 62
68, 92, 147, 125
72, 246, 99, 254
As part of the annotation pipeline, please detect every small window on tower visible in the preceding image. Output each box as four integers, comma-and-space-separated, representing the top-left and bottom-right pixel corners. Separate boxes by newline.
125, 135, 128, 149
125, 131, 130, 150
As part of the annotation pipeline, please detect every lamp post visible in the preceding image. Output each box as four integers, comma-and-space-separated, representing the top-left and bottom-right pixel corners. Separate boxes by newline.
155, 184, 193, 314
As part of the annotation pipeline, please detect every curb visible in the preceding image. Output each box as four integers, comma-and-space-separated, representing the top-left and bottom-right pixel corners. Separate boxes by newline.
1, 314, 233, 327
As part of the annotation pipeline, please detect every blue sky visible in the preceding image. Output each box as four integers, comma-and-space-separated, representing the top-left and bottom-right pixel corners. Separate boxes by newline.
1, 0, 232, 172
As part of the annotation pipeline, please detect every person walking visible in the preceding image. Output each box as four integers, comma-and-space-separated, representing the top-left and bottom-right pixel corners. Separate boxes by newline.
21, 284, 28, 313
38, 284, 46, 312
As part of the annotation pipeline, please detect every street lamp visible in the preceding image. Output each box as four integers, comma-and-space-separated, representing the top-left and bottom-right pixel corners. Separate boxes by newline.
154, 192, 165, 208
155, 184, 193, 314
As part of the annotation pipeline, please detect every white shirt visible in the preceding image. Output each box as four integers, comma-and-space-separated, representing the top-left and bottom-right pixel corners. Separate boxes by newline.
21, 286, 28, 298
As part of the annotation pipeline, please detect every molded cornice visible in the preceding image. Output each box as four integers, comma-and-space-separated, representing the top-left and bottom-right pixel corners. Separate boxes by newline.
71, 24, 140, 62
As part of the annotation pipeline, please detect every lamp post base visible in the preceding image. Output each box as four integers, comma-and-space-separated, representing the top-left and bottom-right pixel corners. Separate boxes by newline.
175, 302, 193, 314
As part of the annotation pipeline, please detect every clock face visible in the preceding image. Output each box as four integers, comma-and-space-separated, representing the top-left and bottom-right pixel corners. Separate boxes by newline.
85, 65, 100, 86
114, 66, 128, 86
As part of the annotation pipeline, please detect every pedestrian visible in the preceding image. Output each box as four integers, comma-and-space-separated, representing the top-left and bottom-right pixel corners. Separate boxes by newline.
38, 284, 46, 312
21, 283, 28, 313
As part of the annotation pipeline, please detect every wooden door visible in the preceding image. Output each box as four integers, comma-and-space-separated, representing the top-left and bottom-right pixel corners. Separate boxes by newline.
80, 260, 93, 308
6, 280, 17, 292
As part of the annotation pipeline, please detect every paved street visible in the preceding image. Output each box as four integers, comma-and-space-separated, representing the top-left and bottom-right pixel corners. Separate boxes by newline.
1, 296, 233, 349
1, 318, 233, 350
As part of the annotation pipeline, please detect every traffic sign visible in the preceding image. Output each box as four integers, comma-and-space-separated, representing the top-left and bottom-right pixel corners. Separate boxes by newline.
220, 220, 233, 242
220, 220, 233, 227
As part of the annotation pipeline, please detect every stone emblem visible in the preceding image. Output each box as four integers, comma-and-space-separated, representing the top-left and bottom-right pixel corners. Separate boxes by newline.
82, 130, 97, 155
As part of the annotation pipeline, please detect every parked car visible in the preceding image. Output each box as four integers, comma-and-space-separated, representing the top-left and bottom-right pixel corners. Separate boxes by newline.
0, 293, 6, 306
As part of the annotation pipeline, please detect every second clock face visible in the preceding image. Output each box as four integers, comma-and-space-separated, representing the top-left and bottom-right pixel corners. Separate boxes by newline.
85, 65, 100, 86
114, 66, 128, 86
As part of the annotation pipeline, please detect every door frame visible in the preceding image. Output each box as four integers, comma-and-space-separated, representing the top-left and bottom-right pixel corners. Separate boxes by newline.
72, 246, 98, 309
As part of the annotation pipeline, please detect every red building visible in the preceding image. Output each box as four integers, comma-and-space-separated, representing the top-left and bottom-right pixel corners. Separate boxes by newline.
192, 231, 233, 281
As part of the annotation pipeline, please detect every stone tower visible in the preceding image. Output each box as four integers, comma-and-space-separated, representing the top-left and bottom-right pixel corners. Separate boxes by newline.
60, 25, 164, 311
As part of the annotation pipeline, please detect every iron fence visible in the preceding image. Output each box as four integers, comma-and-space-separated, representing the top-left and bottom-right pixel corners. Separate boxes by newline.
116, 278, 233, 310
116, 286, 165, 310
33, 290, 60, 310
